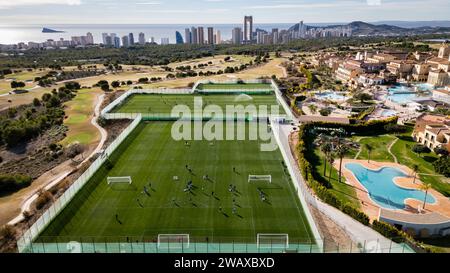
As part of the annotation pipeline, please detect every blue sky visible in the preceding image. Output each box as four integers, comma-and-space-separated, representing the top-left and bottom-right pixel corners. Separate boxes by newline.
0, 0, 449, 24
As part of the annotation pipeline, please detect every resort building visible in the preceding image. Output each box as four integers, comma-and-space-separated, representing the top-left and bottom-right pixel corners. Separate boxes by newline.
433, 89, 450, 104
413, 51, 433, 62
358, 73, 384, 87
335, 63, 363, 84
438, 43, 450, 59
412, 114, 450, 150
412, 63, 431, 82
386, 60, 415, 79
415, 100, 450, 112
366, 53, 397, 65
427, 69, 450, 86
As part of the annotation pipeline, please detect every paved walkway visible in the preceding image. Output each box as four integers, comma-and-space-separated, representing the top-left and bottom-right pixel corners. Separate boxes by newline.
275, 123, 411, 253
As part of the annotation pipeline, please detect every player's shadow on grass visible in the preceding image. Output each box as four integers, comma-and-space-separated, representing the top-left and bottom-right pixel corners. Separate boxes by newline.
222, 212, 230, 218
236, 214, 244, 219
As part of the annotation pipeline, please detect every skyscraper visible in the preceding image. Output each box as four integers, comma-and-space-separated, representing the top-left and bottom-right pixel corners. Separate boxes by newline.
175, 31, 184, 44
215, 30, 221, 45
102, 33, 108, 45
197, 27, 204, 45
105, 36, 113, 47
122, 35, 129, 48
244, 16, 253, 44
113, 36, 121, 48
128, 33, 135, 45
138, 32, 146, 45
232, 27, 242, 45
207, 27, 214, 45
161, 38, 170, 45
86, 32, 94, 45
191, 27, 198, 45
185, 28, 191, 44
272, 28, 279, 44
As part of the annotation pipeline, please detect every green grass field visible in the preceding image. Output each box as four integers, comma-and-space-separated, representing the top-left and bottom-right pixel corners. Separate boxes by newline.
38, 121, 313, 244
197, 83, 272, 90
112, 93, 285, 116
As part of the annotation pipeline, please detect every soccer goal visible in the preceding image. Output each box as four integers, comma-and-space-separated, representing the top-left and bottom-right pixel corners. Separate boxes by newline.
248, 175, 272, 183
257, 234, 289, 249
107, 176, 132, 185
157, 234, 190, 250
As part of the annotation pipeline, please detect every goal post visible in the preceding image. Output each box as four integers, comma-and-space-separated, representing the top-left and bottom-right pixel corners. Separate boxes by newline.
257, 234, 289, 249
157, 234, 190, 249
107, 176, 132, 185
248, 175, 272, 183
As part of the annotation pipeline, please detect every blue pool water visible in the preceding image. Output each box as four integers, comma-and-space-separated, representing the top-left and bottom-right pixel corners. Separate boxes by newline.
345, 163, 436, 210
380, 110, 398, 117
315, 91, 347, 101
387, 84, 432, 104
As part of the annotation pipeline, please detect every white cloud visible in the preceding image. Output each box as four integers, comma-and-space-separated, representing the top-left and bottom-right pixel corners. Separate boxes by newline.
0, 0, 82, 9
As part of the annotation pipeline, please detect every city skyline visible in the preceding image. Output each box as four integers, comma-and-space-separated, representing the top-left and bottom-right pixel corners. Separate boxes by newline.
0, 0, 450, 25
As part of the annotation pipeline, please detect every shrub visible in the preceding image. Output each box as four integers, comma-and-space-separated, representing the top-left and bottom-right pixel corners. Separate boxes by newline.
319, 108, 331, 116
67, 143, 84, 159
433, 156, 450, 177
35, 191, 53, 210
372, 220, 404, 242
32, 98, 41, 107
342, 204, 370, 226
0, 225, 16, 240
412, 144, 431, 157
0, 174, 32, 195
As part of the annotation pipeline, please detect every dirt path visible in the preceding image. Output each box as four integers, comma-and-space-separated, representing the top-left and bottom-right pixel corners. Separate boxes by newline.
354, 137, 368, 160
387, 138, 399, 164
1, 92, 107, 226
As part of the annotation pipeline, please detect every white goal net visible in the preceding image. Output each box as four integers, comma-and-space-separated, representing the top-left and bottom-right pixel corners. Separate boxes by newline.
157, 234, 190, 249
107, 176, 132, 185
248, 175, 272, 183
257, 234, 289, 249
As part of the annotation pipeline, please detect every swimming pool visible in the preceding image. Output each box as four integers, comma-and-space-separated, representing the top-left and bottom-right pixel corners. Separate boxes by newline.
314, 91, 348, 101
345, 163, 436, 210
380, 109, 398, 117
387, 84, 432, 104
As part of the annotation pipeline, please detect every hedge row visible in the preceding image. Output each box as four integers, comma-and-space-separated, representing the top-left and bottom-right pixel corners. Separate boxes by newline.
311, 116, 399, 135
372, 220, 405, 242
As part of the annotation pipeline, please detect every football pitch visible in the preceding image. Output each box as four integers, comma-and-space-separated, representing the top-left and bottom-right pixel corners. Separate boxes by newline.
111, 93, 285, 115
38, 121, 314, 244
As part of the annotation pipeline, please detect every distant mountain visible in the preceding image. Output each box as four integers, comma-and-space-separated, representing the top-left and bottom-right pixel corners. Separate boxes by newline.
42, 27, 65, 33
289, 21, 450, 36
374, 21, 450, 28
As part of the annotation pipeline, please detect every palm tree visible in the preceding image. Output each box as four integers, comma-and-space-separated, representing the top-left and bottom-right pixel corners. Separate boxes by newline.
328, 154, 335, 184
412, 164, 419, 184
419, 183, 432, 210
337, 145, 349, 183
365, 143, 373, 163
321, 142, 332, 177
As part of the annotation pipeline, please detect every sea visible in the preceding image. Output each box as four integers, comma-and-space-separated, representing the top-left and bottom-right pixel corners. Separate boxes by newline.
0, 24, 296, 45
